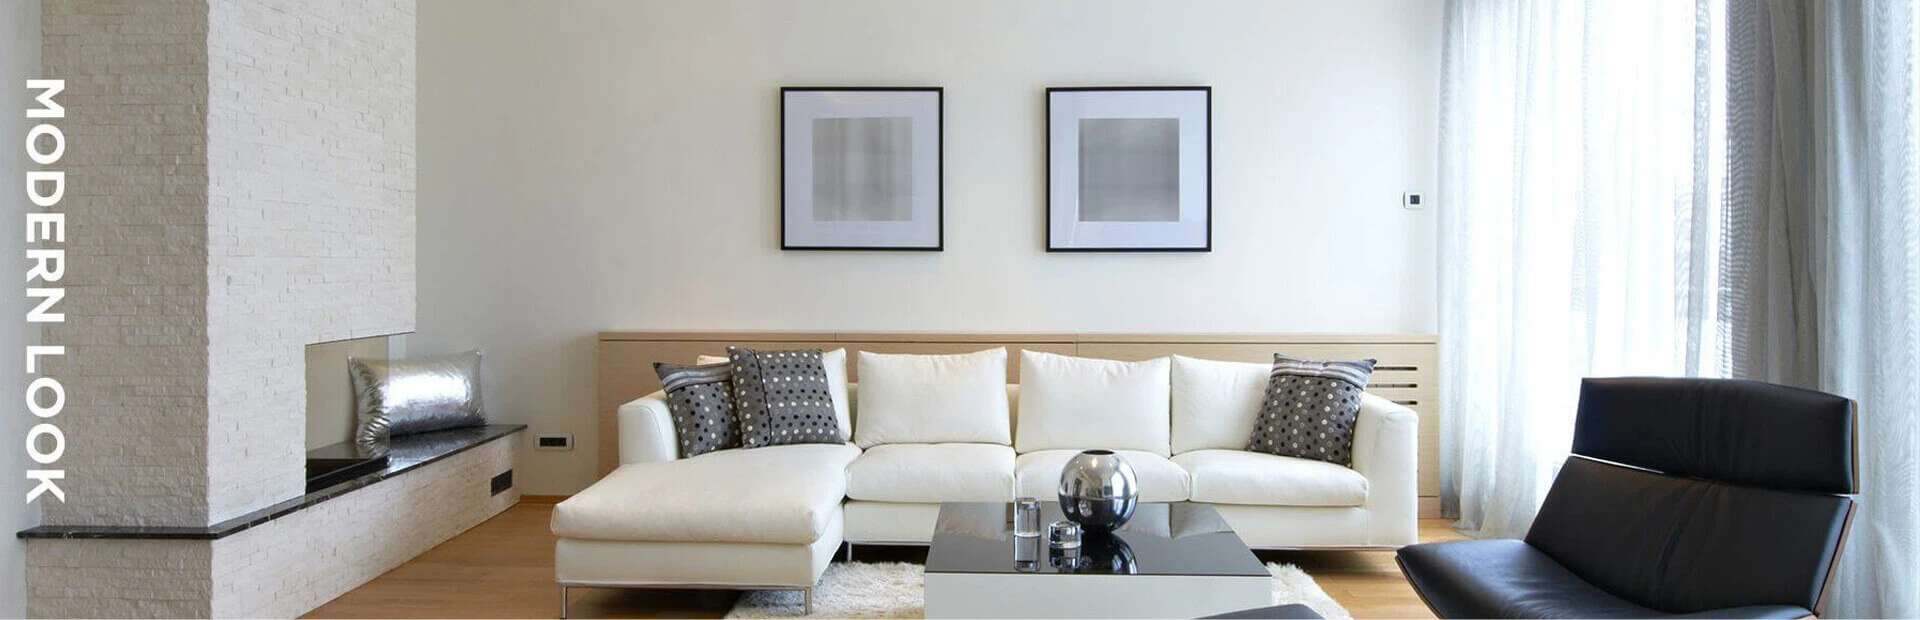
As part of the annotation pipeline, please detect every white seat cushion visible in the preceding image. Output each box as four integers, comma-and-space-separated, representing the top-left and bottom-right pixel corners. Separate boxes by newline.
854, 348, 1011, 447
1013, 449, 1191, 502
551, 443, 860, 544
1171, 355, 1269, 453
847, 443, 1014, 503
699, 348, 852, 441
1173, 449, 1368, 507
1015, 351, 1173, 456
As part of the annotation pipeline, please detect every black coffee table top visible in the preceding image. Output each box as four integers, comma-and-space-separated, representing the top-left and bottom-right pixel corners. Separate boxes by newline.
926, 502, 1269, 577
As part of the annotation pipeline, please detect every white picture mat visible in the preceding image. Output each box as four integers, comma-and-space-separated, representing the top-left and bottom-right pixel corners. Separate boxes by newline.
1048, 89, 1209, 249
784, 90, 940, 248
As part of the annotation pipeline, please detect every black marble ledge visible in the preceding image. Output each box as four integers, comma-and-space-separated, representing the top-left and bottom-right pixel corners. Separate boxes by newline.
18, 424, 527, 540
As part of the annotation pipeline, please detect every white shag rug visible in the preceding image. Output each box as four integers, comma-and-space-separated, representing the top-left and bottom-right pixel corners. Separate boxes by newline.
726, 561, 1351, 619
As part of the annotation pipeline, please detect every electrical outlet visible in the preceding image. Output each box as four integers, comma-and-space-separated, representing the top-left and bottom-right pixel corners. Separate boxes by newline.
535, 434, 573, 451
1403, 192, 1425, 210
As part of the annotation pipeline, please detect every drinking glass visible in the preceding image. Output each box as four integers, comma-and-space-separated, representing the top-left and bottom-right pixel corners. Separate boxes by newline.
1013, 497, 1041, 538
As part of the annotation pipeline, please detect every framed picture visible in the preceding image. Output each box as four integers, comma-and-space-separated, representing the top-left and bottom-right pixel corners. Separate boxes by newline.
1046, 86, 1211, 252
781, 87, 943, 250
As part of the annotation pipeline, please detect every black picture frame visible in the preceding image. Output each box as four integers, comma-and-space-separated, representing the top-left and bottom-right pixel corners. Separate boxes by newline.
1045, 86, 1212, 252
780, 86, 944, 251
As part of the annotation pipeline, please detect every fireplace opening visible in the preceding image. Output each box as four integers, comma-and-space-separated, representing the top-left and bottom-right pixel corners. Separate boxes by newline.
302, 334, 407, 493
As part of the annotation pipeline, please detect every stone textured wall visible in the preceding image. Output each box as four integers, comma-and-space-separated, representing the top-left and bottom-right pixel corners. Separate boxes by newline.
24, 539, 214, 618
37, 0, 214, 527
28, 0, 426, 616
210, 438, 518, 618
27, 436, 518, 619
203, 0, 417, 523
37, 0, 418, 528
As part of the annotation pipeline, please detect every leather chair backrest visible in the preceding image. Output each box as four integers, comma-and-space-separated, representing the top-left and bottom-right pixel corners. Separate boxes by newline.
1570, 377, 1856, 494
1525, 378, 1858, 614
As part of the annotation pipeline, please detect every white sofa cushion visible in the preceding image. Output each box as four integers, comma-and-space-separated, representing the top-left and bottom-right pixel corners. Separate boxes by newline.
1173, 449, 1368, 507
701, 348, 852, 441
854, 348, 1011, 447
1013, 449, 1191, 502
1170, 355, 1269, 453
1015, 351, 1172, 456
551, 443, 859, 545
846, 443, 1014, 502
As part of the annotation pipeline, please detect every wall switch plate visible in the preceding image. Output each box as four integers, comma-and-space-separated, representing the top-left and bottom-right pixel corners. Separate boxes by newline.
1403, 192, 1424, 209
535, 434, 573, 451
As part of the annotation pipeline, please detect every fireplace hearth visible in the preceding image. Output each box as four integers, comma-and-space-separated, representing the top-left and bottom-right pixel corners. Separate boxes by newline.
305, 440, 391, 494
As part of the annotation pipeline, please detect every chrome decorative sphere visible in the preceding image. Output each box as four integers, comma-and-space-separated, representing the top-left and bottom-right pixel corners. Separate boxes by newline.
1057, 449, 1138, 532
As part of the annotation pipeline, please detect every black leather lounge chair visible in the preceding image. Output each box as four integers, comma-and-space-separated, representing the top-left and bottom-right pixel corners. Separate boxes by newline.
1397, 378, 1857, 618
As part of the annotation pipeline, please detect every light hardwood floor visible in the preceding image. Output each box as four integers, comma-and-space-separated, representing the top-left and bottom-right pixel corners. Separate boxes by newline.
306, 500, 1465, 619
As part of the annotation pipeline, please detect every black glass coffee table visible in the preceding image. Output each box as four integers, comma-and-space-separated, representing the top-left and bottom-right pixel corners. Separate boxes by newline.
924, 502, 1271, 618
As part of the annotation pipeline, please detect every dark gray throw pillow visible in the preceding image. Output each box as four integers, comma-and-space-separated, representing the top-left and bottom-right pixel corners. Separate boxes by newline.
726, 346, 844, 448
1247, 354, 1376, 466
653, 362, 740, 458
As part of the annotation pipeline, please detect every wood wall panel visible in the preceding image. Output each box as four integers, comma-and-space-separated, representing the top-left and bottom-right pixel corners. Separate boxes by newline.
598, 331, 1441, 517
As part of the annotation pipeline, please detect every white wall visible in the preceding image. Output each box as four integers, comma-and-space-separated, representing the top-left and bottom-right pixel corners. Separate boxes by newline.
204, 0, 417, 522
416, 0, 1442, 494
3, 0, 42, 614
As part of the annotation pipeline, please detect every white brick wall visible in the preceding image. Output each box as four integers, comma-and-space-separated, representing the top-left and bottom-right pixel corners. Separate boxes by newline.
210, 438, 518, 618
30, 0, 431, 616
37, 0, 417, 525
25, 539, 214, 618
204, 0, 418, 523
38, 0, 215, 527
27, 435, 520, 619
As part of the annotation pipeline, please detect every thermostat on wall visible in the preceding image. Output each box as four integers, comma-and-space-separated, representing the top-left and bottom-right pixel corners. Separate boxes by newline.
535, 434, 573, 451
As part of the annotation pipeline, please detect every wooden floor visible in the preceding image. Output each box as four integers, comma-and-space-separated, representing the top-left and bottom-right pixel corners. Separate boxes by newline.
306, 500, 1465, 619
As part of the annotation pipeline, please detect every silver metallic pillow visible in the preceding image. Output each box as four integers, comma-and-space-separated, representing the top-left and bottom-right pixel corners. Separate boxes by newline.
351, 349, 485, 447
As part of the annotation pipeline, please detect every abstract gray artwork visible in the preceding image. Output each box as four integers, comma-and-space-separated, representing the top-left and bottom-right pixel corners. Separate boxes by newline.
1046, 87, 1208, 251
1077, 118, 1180, 222
811, 116, 915, 222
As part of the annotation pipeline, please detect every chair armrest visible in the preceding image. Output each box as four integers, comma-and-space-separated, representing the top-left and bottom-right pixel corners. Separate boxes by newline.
1352, 392, 1419, 546
617, 391, 679, 465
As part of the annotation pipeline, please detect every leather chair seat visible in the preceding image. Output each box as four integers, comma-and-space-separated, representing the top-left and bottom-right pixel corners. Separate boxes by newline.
1398, 539, 1813, 619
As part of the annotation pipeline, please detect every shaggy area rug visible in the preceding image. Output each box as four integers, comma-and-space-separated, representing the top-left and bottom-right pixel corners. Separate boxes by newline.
725, 561, 1351, 619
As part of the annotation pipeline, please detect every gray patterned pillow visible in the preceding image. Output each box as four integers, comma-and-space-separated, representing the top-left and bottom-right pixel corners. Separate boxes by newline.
653, 362, 740, 458
727, 346, 844, 448
1247, 355, 1376, 466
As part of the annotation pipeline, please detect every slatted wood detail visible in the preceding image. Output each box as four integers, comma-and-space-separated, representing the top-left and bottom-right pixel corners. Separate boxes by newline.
598, 331, 1440, 517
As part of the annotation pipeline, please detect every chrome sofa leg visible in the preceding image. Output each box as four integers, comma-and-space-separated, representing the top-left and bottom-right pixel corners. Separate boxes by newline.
559, 585, 569, 619
804, 587, 813, 615
843, 542, 853, 562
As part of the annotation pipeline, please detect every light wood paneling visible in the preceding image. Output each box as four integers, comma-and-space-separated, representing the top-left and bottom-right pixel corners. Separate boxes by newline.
599, 331, 1441, 516
305, 502, 1465, 619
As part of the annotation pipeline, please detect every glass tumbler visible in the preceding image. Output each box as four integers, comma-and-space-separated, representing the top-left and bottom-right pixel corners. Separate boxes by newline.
1048, 519, 1083, 550
1013, 497, 1041, 537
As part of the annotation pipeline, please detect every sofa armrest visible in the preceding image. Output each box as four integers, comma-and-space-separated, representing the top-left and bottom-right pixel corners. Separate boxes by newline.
617, 391, 679, 465
1351, 392, 1419, 546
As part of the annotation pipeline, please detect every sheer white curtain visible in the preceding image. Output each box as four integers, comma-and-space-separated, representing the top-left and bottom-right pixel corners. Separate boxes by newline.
1444, 0, 1920, 615
1801, 1, 1919, 616
1437, 0, 1721, 538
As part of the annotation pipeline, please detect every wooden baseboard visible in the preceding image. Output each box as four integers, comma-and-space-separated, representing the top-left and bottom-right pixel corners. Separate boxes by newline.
518, 494, 569, 504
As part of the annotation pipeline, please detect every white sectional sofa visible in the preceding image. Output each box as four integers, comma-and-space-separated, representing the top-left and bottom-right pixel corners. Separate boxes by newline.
552, 349, 1418, 613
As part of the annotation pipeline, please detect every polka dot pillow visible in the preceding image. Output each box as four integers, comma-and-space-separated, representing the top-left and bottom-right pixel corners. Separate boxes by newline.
1247, 355, 1376, 466
727, 346, 845, 448
652, 362, 740, 458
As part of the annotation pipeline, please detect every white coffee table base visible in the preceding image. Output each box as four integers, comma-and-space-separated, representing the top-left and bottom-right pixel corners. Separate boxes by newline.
923, 571, 1271, 619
